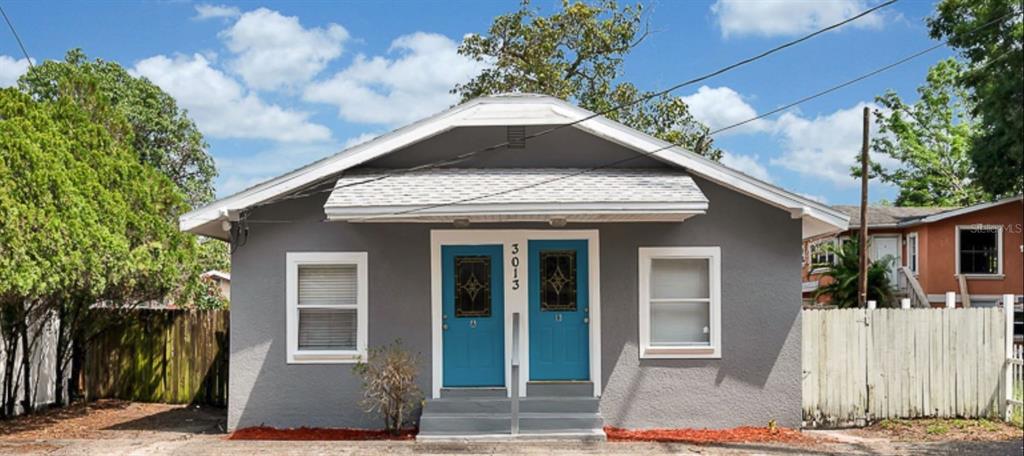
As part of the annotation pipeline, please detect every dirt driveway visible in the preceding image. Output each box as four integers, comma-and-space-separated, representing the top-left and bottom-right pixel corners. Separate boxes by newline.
0, 401, 1020, 455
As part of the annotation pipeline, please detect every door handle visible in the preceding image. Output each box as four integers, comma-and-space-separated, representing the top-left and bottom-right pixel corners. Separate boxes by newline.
470, 319, 477, 328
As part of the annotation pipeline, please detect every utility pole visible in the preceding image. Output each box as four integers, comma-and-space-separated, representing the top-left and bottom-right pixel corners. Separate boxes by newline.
858, 106, 870, 308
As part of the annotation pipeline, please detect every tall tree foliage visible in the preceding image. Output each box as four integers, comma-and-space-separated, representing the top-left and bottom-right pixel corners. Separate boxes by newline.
18, 49, 217, 208
928, 0, 1024, 197
869, 59, 990, 206
454, 0, 722, 160
0, 85, 198, 412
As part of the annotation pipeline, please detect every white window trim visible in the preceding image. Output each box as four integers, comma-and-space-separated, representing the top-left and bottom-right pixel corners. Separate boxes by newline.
638, 246, 722, 359
286, 252, 369, 364
807, 238, 837, 273
954, 225, 1004, 278
906, 232, 919, 274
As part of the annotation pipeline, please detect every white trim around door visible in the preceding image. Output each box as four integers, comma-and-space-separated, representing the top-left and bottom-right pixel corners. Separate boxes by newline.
430, 229, 601, 399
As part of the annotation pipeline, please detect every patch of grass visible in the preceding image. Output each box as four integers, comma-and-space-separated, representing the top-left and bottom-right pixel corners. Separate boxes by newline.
878, 419, 909, 431
925, 422, 949, 436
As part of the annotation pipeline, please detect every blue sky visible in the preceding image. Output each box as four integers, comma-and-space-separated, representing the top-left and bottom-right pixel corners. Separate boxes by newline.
0, 0, 955, 204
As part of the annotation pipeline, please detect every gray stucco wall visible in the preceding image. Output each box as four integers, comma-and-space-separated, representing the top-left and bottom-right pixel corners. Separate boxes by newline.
228, 173, 802, 431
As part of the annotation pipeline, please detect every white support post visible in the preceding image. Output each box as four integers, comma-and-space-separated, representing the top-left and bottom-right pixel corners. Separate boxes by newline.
867, 300, 877, 310
1004, 294, 1014, 421
900, 298, 911, 309
945, 292, 956, 309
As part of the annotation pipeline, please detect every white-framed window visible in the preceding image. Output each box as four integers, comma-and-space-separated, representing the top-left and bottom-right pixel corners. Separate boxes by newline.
638, 247, 721, 359
955, 225, 1003, 277
906, 232, 919, 274
808, 238, 836, 270
286, 252, 368, 364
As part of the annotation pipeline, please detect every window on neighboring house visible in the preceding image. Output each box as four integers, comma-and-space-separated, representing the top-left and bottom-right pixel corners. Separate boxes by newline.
286, 252, 368, 363
907, 233, 919, 274
808, 239, 836, 269
956, 226, 1002, 276
638, 247, 721, 359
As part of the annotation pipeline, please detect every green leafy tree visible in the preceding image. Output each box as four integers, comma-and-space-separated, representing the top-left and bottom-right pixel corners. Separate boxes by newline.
0, 85, 200, 409
18, 49, 228, 290
813, 239, 896, 308
867, 59, 990, 206
454, 0, 721, 159
928, 0, 1024, 197
18, 49, 217, 208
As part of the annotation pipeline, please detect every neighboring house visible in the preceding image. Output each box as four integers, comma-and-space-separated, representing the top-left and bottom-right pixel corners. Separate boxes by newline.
201, 270, 231, 301
803, 196, 1023, 308
180, 94, 847, 437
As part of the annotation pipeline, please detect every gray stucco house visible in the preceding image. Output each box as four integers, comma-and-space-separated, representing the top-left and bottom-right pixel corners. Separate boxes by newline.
181, 94, 847, 438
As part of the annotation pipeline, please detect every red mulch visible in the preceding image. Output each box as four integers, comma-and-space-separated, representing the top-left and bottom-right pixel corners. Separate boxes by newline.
604, 425, 817, 445
228, 426, 416, 441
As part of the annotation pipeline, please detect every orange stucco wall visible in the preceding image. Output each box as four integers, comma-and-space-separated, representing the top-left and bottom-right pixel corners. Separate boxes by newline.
802, 200, 1023, 305
916, 200, 1023, 299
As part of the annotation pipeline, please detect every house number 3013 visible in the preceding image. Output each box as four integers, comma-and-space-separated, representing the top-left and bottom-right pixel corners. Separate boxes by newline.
510, 243, 521, 290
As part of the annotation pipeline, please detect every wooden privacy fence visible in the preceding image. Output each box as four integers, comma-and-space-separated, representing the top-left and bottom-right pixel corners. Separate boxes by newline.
84, 309, 228, 406
802, 308, 1010, 426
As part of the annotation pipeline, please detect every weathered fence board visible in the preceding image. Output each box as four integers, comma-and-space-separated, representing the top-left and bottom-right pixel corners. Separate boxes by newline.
803, 308, 1007, 426
84, 309, 228, 406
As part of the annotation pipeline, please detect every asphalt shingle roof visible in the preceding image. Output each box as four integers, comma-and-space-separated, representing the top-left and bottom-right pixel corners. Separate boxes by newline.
832, 205, 956, 228
325, 168, 707, 211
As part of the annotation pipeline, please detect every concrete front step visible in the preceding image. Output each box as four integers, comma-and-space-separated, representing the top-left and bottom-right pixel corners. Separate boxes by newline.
420, 384, 603, 439
521, 396, 599, 413
425, 396, 599, 414
525, 381, 593, 397
419, 413, 512, 435
440, 387, 507, 398
518, 412, 604, 432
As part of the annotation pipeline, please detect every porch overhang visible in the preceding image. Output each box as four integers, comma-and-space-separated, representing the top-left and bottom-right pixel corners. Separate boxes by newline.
323, 168, 709, 223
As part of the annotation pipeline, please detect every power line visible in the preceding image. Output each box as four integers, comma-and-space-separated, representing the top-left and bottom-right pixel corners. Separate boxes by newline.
319, 0, 899, 196
351, 10, 1019, 222
0, 4, 32, 67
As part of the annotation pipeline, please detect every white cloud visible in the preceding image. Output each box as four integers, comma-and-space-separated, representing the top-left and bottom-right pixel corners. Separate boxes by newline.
193, 4, 240, 20
0, 55, 32, 87
304, 32, 487, 126
721, 151, 772, 182
221, 8, 349, 91
132, 53, 331, 142
769, 102, 894, 186
680, 85, 769, 135
711, 0, 885, 38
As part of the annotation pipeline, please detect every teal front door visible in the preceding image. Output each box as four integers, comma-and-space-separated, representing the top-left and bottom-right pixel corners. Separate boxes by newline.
529, 239, 589, 380
442, 245, 505, 387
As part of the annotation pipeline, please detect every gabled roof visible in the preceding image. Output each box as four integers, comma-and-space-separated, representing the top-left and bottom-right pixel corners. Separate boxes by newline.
831, 195, 1022, 231
324, 168, 708, 222
181, 94, 848, 239
832, 205, 954, 228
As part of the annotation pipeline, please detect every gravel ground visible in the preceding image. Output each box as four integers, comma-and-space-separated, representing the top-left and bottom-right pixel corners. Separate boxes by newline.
0, 401, 1020, 455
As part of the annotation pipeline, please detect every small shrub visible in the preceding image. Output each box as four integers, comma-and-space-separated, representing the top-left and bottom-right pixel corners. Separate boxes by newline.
352, 340, 423, 434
